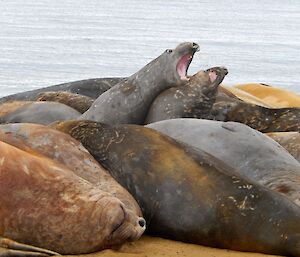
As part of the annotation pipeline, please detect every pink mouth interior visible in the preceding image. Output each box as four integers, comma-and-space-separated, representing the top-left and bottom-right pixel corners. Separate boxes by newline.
176, 54, 192, 80
208, 70, 218, 83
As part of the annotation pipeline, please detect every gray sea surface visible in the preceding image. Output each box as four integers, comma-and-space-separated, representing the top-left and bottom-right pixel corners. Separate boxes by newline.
0, 0, 299, 97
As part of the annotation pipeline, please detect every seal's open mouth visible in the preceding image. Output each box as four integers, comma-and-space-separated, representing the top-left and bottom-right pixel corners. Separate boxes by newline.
176, 54, 194, 81
207, 67, 228, 84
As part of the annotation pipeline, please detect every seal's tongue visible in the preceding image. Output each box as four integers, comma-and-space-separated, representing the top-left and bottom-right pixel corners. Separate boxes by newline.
208, 70, 218, 83
176, 54, 192, 80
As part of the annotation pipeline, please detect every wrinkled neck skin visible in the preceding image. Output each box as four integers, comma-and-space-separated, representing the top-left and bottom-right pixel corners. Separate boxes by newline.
130, 53, 182, 107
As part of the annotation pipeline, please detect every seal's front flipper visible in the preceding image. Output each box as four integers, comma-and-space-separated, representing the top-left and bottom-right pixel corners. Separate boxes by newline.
0, 237, 60, 256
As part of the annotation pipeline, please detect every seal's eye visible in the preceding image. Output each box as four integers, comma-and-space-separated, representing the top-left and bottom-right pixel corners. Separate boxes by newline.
166, 49, 173, 53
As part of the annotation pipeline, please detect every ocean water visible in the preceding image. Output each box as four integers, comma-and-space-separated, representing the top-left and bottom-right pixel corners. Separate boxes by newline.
0, 0, 299, 97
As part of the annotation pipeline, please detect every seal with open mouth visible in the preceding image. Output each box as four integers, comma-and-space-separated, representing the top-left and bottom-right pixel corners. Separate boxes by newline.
79, 42, 200, 125
145, 67, 228, 124
54, 120, 300, 257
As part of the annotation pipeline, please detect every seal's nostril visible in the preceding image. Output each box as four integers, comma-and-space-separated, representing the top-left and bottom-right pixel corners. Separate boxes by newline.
138, 218, 146, 228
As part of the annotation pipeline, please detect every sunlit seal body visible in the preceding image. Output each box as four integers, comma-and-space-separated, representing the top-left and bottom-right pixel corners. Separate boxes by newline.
211, 96, 300, 132
0, 102, 81, 125
234, 83, 300, 108
267, 132, 300, 162
54, 120, 300, 256
0, 140, 145, 255
80, 42, 200, 125
220, 86, 274, 107
36, 91, 94, 113
0, 77, 123, 104
145, 67, 228, 124
147, 118, 300, 206
0, 123, 142, 214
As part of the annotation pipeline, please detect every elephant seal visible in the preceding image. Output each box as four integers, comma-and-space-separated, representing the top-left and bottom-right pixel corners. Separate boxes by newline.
0, 101, 33, 117
145, 67, 228, 124
146, 118, 300, 206
54, 120, 300, 256
0, 123, 142, 214
0, 77, 123, 104
267, 132, 300, 162
80, 42, 200, 125
234, 83, 300, 108
0, 140, 145, 255
36, 91, 94, 113
0, 102, 81, 125
211, 97, 300, 132
220, 86, 274, 107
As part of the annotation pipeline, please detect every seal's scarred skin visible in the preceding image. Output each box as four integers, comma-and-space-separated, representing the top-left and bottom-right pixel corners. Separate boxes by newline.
147, 119, 300, 206
210, 98, 300, 132
0, 140, 145, 255
267, 132, 300, 162
0, 123, 142, 215
36, 91, 94, 113
0, 102, 81, 125
80, 42, 200, 125
145, 67, 228, 124
55, 120, 300, 257
0, 77, 122, 104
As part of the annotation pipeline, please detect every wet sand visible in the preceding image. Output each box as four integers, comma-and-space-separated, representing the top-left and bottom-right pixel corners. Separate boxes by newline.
69, 236, 281, 257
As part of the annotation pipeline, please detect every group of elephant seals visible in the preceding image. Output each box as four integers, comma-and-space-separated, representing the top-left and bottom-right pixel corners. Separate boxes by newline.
0, 123, 142, 215
36, 91, 94, 113
0, 102, 81, 125
145, 67, 228, 124
0, 77, 123, 104
54, 120, 300, 256
235, 83, 300, 108
0, 140, 145, 255
267, 132, 300, 162
80, 42, 200, 125
146, 118, 300, 206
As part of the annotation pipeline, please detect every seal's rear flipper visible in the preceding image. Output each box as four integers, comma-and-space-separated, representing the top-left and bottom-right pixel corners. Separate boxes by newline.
0, 237, 60, 256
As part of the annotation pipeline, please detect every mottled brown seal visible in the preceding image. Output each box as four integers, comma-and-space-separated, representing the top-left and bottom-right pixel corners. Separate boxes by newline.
267, 132, 300, 162
36, 91, 94, 113
80, 42, 200, 124
0, 140, 145, 256
211, 96, 300, 132
54, 120, 300, 256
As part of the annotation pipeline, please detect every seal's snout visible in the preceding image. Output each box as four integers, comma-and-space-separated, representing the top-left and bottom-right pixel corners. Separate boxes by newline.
220, 66, 228, 75
138, 217, 146, 229
192, 42, 200, 51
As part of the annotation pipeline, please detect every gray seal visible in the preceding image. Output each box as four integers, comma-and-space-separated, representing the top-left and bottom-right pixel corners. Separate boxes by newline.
0, 102, 81, 125
0, 77, 123, 104
80, 42, 200, 125
146, 118, 300, 206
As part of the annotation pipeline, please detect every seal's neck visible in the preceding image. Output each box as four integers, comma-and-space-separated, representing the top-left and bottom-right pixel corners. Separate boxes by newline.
129, 57, 179, 104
